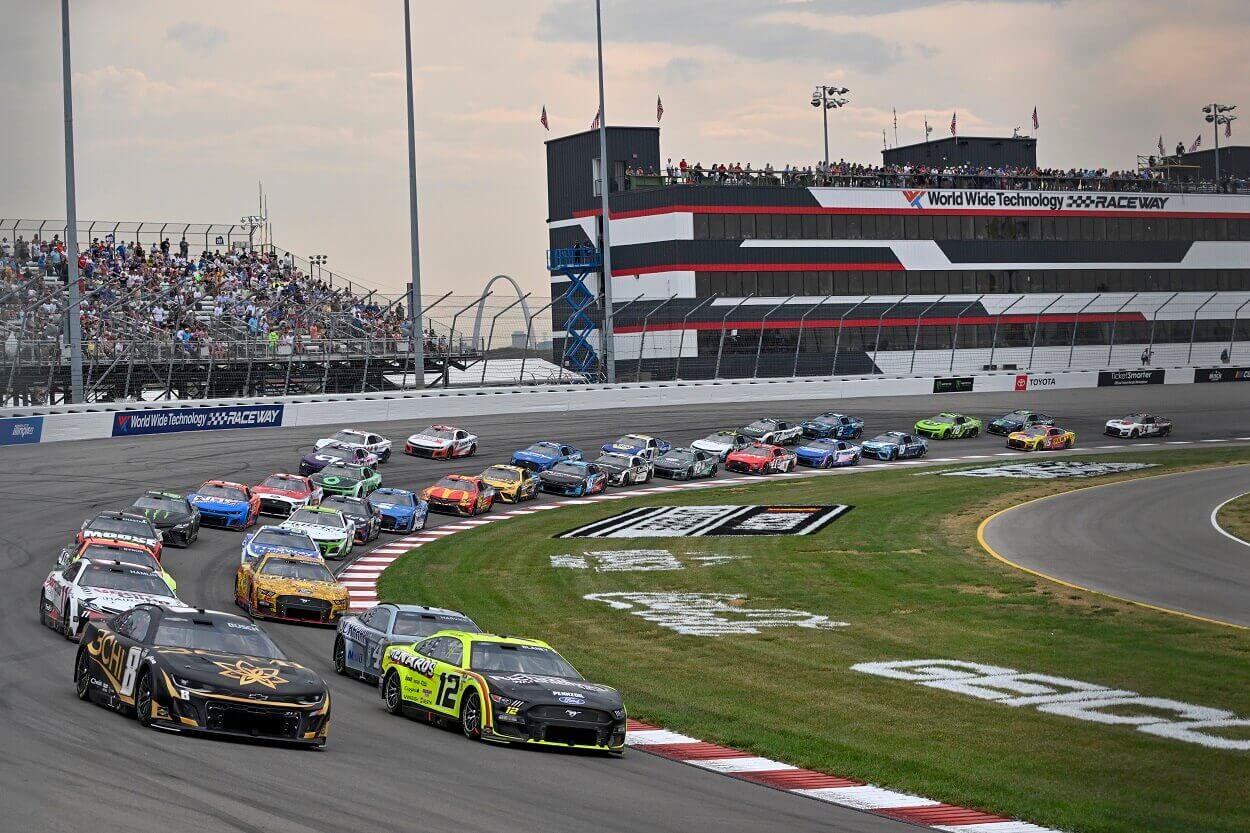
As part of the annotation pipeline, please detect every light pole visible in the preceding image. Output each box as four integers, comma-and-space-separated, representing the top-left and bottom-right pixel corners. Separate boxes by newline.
1203, 103, 1237, 186
594, 0, 616, 382
309, 255, 327, 285
810, 85, 850, 165
61, 0, 84, 404
404, 0, 425, 388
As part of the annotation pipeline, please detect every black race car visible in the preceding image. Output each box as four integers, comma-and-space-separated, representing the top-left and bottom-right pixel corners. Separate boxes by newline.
653, 447, 718, 480
74, 604, 331, 747
125, 491, 201, 547
320, 495, 382, 544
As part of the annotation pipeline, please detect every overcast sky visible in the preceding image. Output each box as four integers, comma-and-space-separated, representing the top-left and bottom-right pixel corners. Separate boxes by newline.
4, 0, 1247, 297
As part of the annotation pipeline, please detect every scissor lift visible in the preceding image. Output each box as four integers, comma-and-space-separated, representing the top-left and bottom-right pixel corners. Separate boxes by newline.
547, 246, 604, 377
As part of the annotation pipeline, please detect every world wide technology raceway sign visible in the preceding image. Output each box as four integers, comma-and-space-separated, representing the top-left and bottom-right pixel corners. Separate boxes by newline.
111, 404, 285, 437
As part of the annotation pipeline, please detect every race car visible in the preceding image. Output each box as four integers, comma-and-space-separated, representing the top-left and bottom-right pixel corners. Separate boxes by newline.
600, 433, 670, 460
241, 525, 322, 565
334, 603, 482, 683
252, 473, 323, 517
725, 442, 798, 474
315, 428, 393, 463
73, 604, 331, 747
404, 425, 478, 459
691, 430, 752, 461
278, 506, 355, 560
739, 418, 803, 445
309, 463, 382, 498
77, 511, 163, 557
379, 630, 627, 752
800, 412, 865, 440
1104, 413, 1172, 438
1008, 425, 1076, 451
41, 560, 180, 641
539, 461, 609, 496
914, 413, 983, 440
510, 441, 583, 472
988, 409, 1056, 436
235, 552, 350, 625
421, 475, 496, 516
860, 432, 928, 461
124, 491, 200, 547
57, 537, 178, 594
479, 464, 540, 503
299, 442, 380, 475
369, 487, 429, 533
187, 480, 260, 529
794, 438, 861, 468
321, 495, 383, 544
653, 447, 718, 480
591, 452, 653, 486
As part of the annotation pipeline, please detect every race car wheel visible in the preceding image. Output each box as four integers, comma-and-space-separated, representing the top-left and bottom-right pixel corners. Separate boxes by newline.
333, 636, 347, 675
135, 672, 154, 726
61, 601, 74, 640
969, 427, 979, 438
381, 448, 392, 463
1064, 438, 1074, 449
1130, 429, 1140, 438
383, 671, 404, 715
710, 464, 718, 476
74, 650, 92, 700
466, 444, 477, 457
38, 591, 52, 629
460, 690, 482, 740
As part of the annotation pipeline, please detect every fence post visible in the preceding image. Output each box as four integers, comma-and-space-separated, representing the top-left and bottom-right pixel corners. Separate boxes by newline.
1148, 292, 1177, 364
635, 294, 678, 382
1229, 297, 1250, 362
481, 292, 531, 386
753, 295, 794, 379
792, 294, 831, 377
948, 295, 983, 372
831, 298, 866, 375
1027, 296, 1062, 369
987, 295, 1021, 371
672, 294, 718, 381
870, 295, 906, 372
444, 291, 493, 387
1106, 292, 1139, 365
713, 296, 752, 380
908, 296, 942, 374
1186, 292, 1216, 364
519, 297, 557, 385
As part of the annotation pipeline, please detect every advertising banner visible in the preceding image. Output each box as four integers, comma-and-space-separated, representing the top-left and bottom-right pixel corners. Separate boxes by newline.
1097, 369, 1165, 387
1194, 367, 1250, 383
0, 416, 44, 445
111, 404, 284, 437
933, 377, 975, 393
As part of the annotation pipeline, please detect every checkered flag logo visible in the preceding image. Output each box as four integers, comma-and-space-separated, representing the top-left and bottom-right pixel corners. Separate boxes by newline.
1065, 195, 1097, 208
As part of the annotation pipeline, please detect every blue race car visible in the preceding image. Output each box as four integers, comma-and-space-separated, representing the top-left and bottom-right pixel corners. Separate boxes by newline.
795, 438, 862, 468
510, 441, 583, 472
369, 487, 429, 533
187, 480, 259, 529
538, 461, 609, 496
860, 432, 928, 461
321, 495, 383, 544
801, 412, 865, 440
241, 525, 322, 564
600, 433, 671, 460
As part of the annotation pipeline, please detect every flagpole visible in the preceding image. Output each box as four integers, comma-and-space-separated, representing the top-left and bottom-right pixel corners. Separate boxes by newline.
594, 0, 616, 382
403, 0, 425, 388
60, 0, 84, 403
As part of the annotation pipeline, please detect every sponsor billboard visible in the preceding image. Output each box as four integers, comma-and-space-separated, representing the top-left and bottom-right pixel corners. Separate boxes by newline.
1014, 373, 1057, 391
111, 404, 285, 437
933, 377, 975, 394
0, 416, 44, 445
1097, 369, 1165, 387
1194, 367, 1250, 383
558, 505, 852, 539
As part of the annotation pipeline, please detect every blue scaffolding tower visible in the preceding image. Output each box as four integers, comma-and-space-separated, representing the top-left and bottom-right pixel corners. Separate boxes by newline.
547, 246, 604, 377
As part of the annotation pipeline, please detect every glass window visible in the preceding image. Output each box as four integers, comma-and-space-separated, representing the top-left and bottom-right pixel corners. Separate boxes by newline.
723, 213, 741, 240
707, 213, 725, 239
740, 213, 756, 239
128, 609, 153, 642
444, 638, 464, 667
693, 214, 709, 240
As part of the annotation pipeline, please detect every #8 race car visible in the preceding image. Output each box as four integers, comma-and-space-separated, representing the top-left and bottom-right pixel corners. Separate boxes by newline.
279, 506, 355, 560
253, 473, 323, 517
691, 430, 752, 461
421, 475, 496, 516
800, 412, 865, 440
725, 442, 798, 474
369, 487, 429, 533
321, 495, 382, 544
510, 441, 583, 472
988, 409, 1055, 436
235, 553, 350, 625
1104, 413, 1172, 438
404, 424, 478, 459
299, 442, 380, 476
600, 433, 670, 460
188, 480, 260, 529
309, 463, 381, 498
794, 438, 861, 468
914, 412, 983, 440
41, 559, 181, 641
335, 603, 482, 684
591, 452, 653, 486
125, 491, 200, 547
315, 428, 393, 463
58, 537, 178, 594
241, 525, 322, 565
78, 511, 163, 558
379, 630, 627, 752
479, 465, 540, 504
73, 605, 331, 746
1008, 425, 1076, 451
860, 432, 928, 461
739, 418, 803, 445
539, 461, 609, 496
653, 447, 718, 480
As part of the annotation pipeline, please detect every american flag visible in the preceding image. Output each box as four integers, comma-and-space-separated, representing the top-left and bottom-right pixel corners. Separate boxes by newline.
657, 96, 664, 123
1032, 107, 1039, 130
591, 108, 601, 130
1190, 134, 1202, 153
950, 111, 957, 136
1157, 135, 1165, 156
540, 106, 549, 131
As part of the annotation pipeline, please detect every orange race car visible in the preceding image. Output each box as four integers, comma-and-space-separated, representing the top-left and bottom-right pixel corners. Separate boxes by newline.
57, 535, 179, 593
419, 474, 496, 517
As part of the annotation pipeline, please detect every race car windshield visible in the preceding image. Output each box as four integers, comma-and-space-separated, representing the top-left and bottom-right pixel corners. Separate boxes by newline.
131, 496, 186, 513
198, 485, 247, 501
702, 432, 737, 444
551, 463, 585, 476
610, 435, 641, 446
87, 517, 154, 538
418, 427, 456, 440
319, 465, 360, 481
800, 440, 837, 450
330, 431, 366, 444
288, 509, 344, 528
260, 558, 336, 582
261, 476, 303, 490
1003, 411, 1032, 420
737, 446, 772, 459
593, 454, 629, 468
373, 491, 414, 506
154, 617, 284, 658
326, 501, 369, 519
869, 434, 900, 445
926, 415, 955, 425
522, 444, 557, 456
81, 545, 159, 571
79, 567, 173, 597
252, 529, 316, 550
393, 612, 482, 638
470, 643, 582, 678
317, 446, 353, 461
483, 467, 519, 484
659, 451, 694, 464
434, 477, 470, 491
743, 421, 774, 432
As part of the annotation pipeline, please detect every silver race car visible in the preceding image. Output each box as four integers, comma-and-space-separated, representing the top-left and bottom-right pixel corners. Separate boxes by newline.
333, 602, 482, 683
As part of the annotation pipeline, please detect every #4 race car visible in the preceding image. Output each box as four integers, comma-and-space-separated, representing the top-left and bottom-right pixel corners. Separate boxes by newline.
78, 511, 164, 558
187, 480, 260, 530
299, 442, 380, 476
1104, 413, 1172, 438
739, 418, 803, 445
73, 605, 331, 746
539, 461, 609, 496
988, 409, 1056, 436
914, 412, 983, 440
309, 463, 381, 498
860, 432, 928, 461
41, 559, 181, 641
510, 441, 583, 472
57, 537, 178, 594
241, 525, 322, 565
1008, 425, 1076, 451
315, 428, 393, 463
421, 475, 496, 516
794, 438, 861, 468
321, 495, 383, 544
691, 430, 752, 461
652, 447, 718, 480
725, 442, 798, 474
591, 452, 653, 486
404, 424, 478, 459
334, 603, 482, 684
379, 630, 627, 753
600, 433, 670, 460
369, 487, 429, 533
125, 491, 200, 547
253, 473, 323, 517
800, 412, 864, 440
235, 553, 350, 625
479, 465, 540, 504
279, 506, 355, 560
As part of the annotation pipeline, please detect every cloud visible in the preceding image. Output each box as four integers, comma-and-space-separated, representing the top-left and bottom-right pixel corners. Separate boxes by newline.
660, 57, 702, 83
165, 23, 228, 53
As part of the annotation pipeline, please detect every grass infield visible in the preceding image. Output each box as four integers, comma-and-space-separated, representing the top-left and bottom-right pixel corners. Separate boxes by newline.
1216, 491, 1250, 547
379, 449, 1250, 833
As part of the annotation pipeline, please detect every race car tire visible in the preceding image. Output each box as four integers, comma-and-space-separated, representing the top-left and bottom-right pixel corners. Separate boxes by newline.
890, 449, 899, 461
135, 672, 154, 726
74, 650, 92, 700
61, 601, 74, 640
1161, 426, 1171, 436
38, 591, 52, 629
1130, 429, 1140, 438
466, 444, 477, 457
380, 448, 392, 463
969, 427, 979, 438
1064, 438, 1074, 449
333, 636, 347, 676
710, 464, 718, 476
383, 671, 404, 715
821, 456, 834, 469
460, 690, 482, 740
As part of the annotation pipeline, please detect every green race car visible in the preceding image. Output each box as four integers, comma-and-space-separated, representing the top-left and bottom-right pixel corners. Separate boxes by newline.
914, 412, 982, 439
380, 630, 627, 753
309, 463, 381, 498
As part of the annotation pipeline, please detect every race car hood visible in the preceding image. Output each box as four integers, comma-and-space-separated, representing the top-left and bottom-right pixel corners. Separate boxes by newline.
253, 485, 310, 499
511, 450, 559, 467
133, 509, 196, 530
407, 434, 451, 448
739, 426, 773, 439
861, 439, 898, 449
800, 419, 836, 431
1106, 419, 1137, 426
189, 495, 248, 511
592, 458, 631, 474
152, 649, 325, 697
301, 451, 361, 471
279, 521, 350, 541
81, 528, 161, 548
253, 573, 347, 600
248, 542, 321, 559
78, 588, 177, 614
602, 441, 647, 455
691, 439, 732, 453
991, 417, 1024, 429
423, 486, 473, 501
1009, 429, 1047, 440
539, 470, 587, 486
483, 672, 623, 709
371, 500, 416, 518
796, 443, 840, 457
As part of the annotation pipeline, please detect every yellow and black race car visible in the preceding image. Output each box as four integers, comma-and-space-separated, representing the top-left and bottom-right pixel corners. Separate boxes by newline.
479, 464, 540, 503
74, 604, 331, 746
235, 552, 350, 625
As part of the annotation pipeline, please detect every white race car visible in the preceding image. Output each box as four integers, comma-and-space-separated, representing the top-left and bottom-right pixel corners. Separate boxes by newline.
279, 506, 355, 560
691, 430, 753, 461
314, 429, 393, 463
39, 558, 181, 640
1104, 413, 1172, 438
404, 424, 478, 459
740, 418, 803, 445
591, 452, 654, 486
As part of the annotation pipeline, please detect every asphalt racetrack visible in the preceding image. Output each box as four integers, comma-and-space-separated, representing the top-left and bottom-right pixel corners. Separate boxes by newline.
2, 384, 1247, 833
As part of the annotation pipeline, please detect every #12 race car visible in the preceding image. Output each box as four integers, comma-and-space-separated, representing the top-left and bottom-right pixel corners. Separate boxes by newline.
299, 442, 380, 476
1008, 425, 1076, 451
591, 452, 653, 486
510, 441, 583, 472
57, 537, 178, 594
321, 495, 382, 544
739, 418, 803, 445
404, 424, 478, 459
125, 491, 200, 547
691, 430, 752, 461
539, 461, 609, 496
41, 559, 180, 641
479, 465, 540, 504
988, 409, 1056, 436
421, 475, 496, 516
379, 630, 627, 752
315, 428, 393, 463
1104, 413, 1172, 438
279, 506, 355, 560
309, 463, 381, 498
800, 412, 865, 440
914, 412, 983, 440
241, 525, 322, 565
794, 438, 861, 468
725, 442, 798, 474
860, 432, 928, 461
334, 603, 482, 684
187, 480, 260, 529
653, 447, 718, 480
235, 552, 350, 625
73, 605, 331, 746
369, 487, 429, 533
77, 511, 163, 558
253, 473, 323, 517
600, 433, 670, 460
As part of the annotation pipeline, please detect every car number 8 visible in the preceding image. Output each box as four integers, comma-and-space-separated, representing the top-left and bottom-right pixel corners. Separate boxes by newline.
119, 647, 142, 697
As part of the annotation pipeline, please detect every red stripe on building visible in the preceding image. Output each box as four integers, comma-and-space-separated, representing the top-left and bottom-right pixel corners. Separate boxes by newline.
571, 204, 1250, 221
876, 805, 1013, 826
612, 311, 1147, 335
615, 262, 902, 277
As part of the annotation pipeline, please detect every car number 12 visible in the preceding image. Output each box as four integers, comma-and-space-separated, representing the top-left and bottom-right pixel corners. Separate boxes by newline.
435, 672, 461, 709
